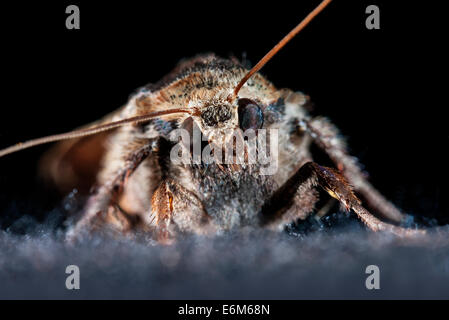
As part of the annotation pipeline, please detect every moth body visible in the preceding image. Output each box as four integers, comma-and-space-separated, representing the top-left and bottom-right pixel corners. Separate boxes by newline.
40, 55, 418, 241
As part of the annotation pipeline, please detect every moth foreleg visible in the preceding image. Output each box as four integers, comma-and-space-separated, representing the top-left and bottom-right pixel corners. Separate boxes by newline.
301, 117, 406, 224
150, 179, 212, 243
261, 162, 425, 237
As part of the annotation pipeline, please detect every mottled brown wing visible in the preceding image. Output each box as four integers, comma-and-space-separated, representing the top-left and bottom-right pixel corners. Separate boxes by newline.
39, 108, 125, 194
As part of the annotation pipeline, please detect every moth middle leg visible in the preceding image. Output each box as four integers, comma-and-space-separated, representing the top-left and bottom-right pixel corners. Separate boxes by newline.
261, 161, 425, 237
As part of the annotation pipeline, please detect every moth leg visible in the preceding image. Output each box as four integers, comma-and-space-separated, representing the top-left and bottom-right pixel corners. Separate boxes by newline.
261, 162, 425, 237
94, 203, 140, 234
66, 139, 157, 240
150, 179, 212, 243
300, 117, 406, 224
314, 198, 336, 221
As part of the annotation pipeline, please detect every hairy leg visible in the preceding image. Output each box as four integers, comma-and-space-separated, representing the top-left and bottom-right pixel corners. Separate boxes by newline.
261, 161, 425, 237
150, 178, 212, 243
300, 117, 405, 223
66, 139, 157, 240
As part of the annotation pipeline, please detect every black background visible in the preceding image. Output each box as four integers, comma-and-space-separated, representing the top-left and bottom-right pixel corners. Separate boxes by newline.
0, 0, 447, 227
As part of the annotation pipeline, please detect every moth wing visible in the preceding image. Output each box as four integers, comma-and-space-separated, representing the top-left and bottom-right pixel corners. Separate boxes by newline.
39, 108, 126, 194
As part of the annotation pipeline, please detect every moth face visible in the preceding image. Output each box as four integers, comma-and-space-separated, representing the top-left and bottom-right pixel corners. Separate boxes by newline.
195, 101, 239, 145
182, 97, 265, 147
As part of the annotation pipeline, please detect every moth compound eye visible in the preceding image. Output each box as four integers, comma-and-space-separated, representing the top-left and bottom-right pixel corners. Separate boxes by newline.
238, 98, 264, 131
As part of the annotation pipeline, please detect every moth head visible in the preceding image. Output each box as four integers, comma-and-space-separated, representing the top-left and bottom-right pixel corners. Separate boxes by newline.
0, 0, 331, 159
187, 99, 237, 146
185, 97, 264, 146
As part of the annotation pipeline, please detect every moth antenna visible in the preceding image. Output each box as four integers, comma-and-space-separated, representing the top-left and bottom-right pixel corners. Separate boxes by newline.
0, 108, 192, 158
0, 0, 331, 158
232, 0, 332, 98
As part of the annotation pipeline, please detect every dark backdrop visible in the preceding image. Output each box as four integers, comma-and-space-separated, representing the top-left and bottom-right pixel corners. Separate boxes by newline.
0, 0, 447, 227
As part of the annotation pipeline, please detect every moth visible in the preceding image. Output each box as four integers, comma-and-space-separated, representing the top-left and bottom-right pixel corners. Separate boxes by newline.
0, 0, 424, 242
